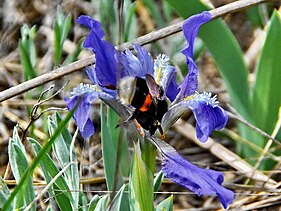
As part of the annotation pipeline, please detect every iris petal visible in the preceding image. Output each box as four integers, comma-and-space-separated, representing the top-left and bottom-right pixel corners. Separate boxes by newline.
77, 15, 117, 87
153, 54, 178, 101
65, 93, 97, 139
192, 102, 228, 142
134, 45, 154, 76
120, 49, 142, 77
161, 146, 234, 209
166, 74, 179, 102
120, 45, 154, 77
178, 92, 228, 142
76, 15, 105, 38
64, 83, 114, 139
179, 11, 212, 98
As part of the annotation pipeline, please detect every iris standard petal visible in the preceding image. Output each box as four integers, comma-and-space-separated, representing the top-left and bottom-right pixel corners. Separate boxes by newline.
120, 49, 143, 77
134, 45, 154, 76
166, 74, 179, 102
178, 11, 212, 99
120, 45, 154, 77
76, 15, 105, 38
154, 54, 177, 100
77, 15, 117, 87
162, 149, 234, 209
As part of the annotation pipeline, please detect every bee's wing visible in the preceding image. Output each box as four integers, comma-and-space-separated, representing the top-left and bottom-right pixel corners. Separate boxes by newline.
145, 74, 163, 99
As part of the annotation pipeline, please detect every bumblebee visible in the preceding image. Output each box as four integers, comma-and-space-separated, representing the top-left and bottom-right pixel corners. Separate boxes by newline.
117, 74, 168, 136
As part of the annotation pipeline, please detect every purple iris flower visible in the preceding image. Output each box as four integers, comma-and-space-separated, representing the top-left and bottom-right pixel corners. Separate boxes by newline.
65, 13, 234, 208
163, 151, 233, 209
66, 16, 177, 138
168, 11, 228, 142
158, 12, 233, 208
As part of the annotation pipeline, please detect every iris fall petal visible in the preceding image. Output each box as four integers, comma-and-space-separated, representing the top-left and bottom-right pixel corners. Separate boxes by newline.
161, 147, 234, 209
65, 93, 97, 139
193, 103, 228, 142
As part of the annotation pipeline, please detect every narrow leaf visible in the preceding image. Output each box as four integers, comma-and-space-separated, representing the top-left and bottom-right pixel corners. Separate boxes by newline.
156, 195, 173, 211
8, 129, 35, 211
2, 110, 74, 211
29, 138, 73, 209
129, 143, 154, 211
154, 171, 164, 192
252, 11, 281, 134
101, 103, 122, 190
88, 195, 100, 211
94, 194, 109, 211
108, 184, 129, 211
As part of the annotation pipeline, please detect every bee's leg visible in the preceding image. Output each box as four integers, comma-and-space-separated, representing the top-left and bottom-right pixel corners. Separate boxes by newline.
134, 120, 145, 138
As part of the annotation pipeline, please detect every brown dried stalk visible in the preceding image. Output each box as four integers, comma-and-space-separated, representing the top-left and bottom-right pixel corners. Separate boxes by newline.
0, 0, 273, 103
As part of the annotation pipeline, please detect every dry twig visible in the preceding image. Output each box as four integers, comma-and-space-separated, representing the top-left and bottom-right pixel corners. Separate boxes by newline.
0, 0, 273, 102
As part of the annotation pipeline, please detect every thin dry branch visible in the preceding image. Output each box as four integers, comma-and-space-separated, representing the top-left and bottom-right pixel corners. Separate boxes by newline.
0, 0, 273, 103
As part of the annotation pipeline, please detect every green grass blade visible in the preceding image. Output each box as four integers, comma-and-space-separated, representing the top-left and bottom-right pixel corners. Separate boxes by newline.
29, 138, 73, 210
101, 103, 122, 191
54, 20, 62, 66
53, 7, 72, 66
140, 139, 157, 174
12, 146, 36, 210
53, 183, 73, 211
63, 38, 84, 65
0, 177, 13, 211
118, 127, 131, 178
88, 195, 100, 211
245, 6, 264, 27
246, 11, 281, 168
94, 194, 109, 211
19, 25, 37, 81
48, 115, 71, 169
61, 14, 72, 46
0, 192, 12, 211
252, 11, 281, 134
2, 110, 74, 211
163, 1, 174, 22
129, 143, 154, 211
49, 112, 80, 198
107, 107, 130, 177
0, 176, 10, 198
156, 195, 173, 211
79, 192, 88, 211
143, 0, 165, 27
153, 171, 164, 192
107, 107, 120, 148
99, 0, 117, 43
8, 129, 35, 210
123, 1, 137, 42
108, 184, 129, 211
